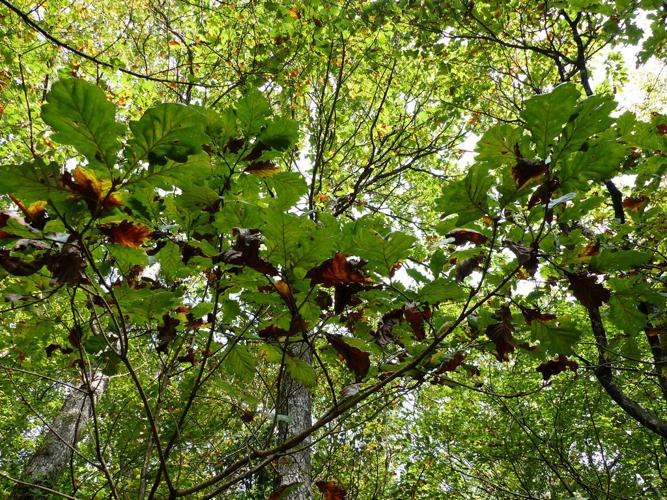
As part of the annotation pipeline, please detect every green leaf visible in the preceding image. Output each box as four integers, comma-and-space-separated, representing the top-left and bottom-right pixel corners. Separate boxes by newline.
223, 344, 256, 382
531, 320, 582, 355
591, 250, 651, 272
41, 78, 125, 169
419, 278, 467, 303
355, 231, 416, 273
560, 139, 626, 189
285, 355, 317, 387
267, 172, 308, 209
436, 164, 493, 224
0, 160, 68, 204
608, 296, 647, 334
556, 94, 617, 156
475, 124, 522, 166
235, 88, 271, 135
520, 83, 580, 157
258, 117, 299, 150
129, 104, 209, 165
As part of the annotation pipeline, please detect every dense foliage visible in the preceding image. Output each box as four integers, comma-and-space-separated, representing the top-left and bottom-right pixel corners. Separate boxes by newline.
0, 0, 666, 498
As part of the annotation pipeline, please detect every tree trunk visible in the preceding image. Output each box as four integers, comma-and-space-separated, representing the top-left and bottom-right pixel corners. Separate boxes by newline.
277, 345, 313, 499
13, 371, 109, 499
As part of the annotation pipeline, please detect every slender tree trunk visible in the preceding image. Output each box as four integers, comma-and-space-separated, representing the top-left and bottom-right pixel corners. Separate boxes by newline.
13, 371, 109, 499
277, 346, 313, 499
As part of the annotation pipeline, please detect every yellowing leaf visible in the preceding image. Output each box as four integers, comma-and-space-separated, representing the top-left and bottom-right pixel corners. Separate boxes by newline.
100, 221, 151, 248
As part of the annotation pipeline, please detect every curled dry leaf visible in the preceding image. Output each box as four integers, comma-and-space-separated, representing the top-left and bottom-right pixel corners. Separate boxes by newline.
316, 480, 347, 500
306, 253, 371, 287
537, 354, 578, 380
521, 307, 557, 325
157, 314, 180, 353
456, 254, 484, 283
486, 305, 516, 362
214, 228, 278, 275
622, 196, 648, 211
437, 351, 466, 373
512, 155, 548, 189
326, 334, 371, 381
504, 240, 538, 276
99, 221, 151, 248
446, 228, 488, 246
61, 167, 123, 211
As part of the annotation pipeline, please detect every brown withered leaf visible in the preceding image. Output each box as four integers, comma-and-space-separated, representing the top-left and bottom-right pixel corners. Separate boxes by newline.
157, 314, 180, 353
269, 482, 302, 500
333, 282, 364, 314
177, 349, 197, 366
215, 228, 278, 275
68, 326, 82, 349
656, 123, 667, 135
46, 240, 88, 286
0, 250, 46, 276
504, 240, 538, 276
528, 178, 560, 209
61, 167, 123, 211
316, 480, 347, 500
403, 303, 431, 340
537, 354, 578, 380
244, 160, 280, 177
326, 334, 370, 381
374, 308, 404, 347
45, 343, 74, 357
437, 351, 465, 373
577, 241, 600, 259
259, 324, 293, 339
512, 156, 548, 189
0, 212, 15, 239
521, 307, 557, 325
622, 196, 648, 211
446, 228, 488, 246
100, 221, 151, 248
486, 305, 516, 362
224, 137, 245, 153
456, 254, 484, 283
242, 141, 270, 162
306, 253, 371, 287
566, 272, 610, 310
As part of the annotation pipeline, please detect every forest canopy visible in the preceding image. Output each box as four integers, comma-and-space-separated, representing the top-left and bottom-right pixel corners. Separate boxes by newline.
0, 0, 666, 498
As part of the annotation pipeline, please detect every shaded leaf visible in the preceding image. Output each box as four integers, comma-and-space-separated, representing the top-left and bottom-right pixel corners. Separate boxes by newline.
566, 272, 610, 310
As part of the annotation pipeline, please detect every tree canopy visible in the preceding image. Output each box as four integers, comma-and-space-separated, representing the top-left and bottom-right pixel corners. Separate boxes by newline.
0, 0, 666, 498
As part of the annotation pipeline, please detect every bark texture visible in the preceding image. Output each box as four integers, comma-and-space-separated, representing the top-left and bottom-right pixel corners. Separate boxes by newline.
13, 371, 109, 499
277, 346, 313, 499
